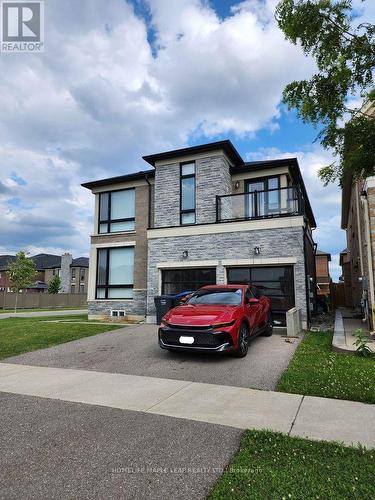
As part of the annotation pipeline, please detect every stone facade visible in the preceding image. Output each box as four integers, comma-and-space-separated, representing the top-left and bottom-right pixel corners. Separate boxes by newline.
147, 226, 307, 325
195, 155, 232, 223
88, 290, 147, 321
154, 153, 233, 227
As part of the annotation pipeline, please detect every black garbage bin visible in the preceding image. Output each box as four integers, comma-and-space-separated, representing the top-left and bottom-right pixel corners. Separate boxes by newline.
154, 295, 176, 325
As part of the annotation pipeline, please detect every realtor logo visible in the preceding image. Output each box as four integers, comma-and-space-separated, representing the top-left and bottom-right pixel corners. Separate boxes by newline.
1, 1, 44, 52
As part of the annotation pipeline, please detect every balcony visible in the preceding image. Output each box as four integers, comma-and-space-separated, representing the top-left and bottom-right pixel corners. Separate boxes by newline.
216, 186, 305, 223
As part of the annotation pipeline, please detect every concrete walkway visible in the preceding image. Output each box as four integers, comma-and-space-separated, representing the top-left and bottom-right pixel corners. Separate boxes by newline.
0, 309, 87, 319
1, 362, 374, 449
333, 308, 374, 353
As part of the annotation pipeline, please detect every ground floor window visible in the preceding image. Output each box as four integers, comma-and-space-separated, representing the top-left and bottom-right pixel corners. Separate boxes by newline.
96, 246, 134, 299
227, 266, 295, 326
161, 268, 216, 295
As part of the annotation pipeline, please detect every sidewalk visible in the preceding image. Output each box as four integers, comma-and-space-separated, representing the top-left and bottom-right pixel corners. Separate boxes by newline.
0, 362, 374, 449
0, 309, 87, 320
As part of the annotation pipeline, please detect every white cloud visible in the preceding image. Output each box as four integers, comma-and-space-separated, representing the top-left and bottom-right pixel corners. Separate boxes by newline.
0, 0, 370, 264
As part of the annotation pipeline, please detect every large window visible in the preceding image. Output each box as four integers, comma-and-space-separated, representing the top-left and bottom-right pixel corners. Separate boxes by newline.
99, 189, 135, 233
96, 247, 134, 299
180, 162, 196, 225
245, 177, 280, 218
227, 266, 295, 325
162, 268, 216, 295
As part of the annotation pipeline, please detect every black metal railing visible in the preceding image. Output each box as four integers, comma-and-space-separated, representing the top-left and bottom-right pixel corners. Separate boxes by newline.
216, 186, 305, 223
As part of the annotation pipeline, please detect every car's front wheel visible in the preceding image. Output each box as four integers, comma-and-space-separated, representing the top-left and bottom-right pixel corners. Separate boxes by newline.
233, 322, 249, 358
262, 311, 273, 337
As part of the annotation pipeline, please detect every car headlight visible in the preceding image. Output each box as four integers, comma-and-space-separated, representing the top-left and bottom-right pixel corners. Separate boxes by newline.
161, 319, 171, 327
211, 320, 236, 329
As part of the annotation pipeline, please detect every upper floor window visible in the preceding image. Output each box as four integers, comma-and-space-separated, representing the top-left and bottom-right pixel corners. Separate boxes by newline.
99, 189, 135, 234
180, 162, 196, 225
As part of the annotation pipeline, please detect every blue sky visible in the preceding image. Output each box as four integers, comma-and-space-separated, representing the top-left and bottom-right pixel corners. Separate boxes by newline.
1, 0, 373, 280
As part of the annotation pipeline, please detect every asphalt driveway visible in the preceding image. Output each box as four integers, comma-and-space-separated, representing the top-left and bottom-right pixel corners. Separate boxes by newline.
0, 391, 241, 500
2, 324, 301, 390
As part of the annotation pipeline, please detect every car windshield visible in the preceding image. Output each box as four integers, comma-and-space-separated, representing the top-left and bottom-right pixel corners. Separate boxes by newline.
188, 289, 242, 305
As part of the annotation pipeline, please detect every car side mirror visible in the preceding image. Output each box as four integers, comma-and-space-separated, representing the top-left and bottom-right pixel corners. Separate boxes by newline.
248, 298, 260, 305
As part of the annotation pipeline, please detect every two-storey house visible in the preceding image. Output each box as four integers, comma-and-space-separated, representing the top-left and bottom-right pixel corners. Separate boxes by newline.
82, 140, 317, 328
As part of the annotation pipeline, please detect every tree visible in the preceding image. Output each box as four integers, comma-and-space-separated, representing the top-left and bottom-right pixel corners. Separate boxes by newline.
48, 274, 61, 294
7, 252, 37, 312
276, 0, 375, 184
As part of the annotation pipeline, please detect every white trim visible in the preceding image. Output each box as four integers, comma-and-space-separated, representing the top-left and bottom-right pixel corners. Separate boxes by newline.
91, 241, 136, 249
222, 257, 297, 266
147, 217, 304, 239
156, 260, 219, 269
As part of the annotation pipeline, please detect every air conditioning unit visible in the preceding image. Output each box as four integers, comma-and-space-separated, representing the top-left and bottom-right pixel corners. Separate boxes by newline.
110, 310, 126, 318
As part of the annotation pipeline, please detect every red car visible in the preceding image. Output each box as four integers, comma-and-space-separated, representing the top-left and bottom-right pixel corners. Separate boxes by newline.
158, 284, 273, 357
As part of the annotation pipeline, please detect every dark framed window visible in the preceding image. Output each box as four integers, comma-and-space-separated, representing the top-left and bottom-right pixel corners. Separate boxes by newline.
99, 188, 135, 234
96, 246, 134, 299
80, 268, 85, 281
180, 162, 196, 225
71, 269, 76, 279
162, 268, 216, 295
227, 266, 295, 326
245, 176, 281, 218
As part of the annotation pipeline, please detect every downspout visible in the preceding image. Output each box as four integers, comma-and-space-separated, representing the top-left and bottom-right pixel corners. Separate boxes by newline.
355, 186, 364, 275
361, 192, 375, 332
144, 173, 152, 229
303, 226, 311, 328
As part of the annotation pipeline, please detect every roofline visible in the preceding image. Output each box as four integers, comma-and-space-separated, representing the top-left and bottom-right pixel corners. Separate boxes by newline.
81, 169, 155, 190
142, 140, 244, 167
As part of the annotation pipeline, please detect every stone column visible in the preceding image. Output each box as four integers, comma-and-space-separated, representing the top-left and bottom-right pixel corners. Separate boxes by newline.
60, 253, 72, 293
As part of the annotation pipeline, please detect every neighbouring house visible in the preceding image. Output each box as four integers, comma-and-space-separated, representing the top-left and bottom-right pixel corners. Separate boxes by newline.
315, 250, 332, 297
0, 253, 89, 293
340, 101, 375, 329
82, 140, 317, 328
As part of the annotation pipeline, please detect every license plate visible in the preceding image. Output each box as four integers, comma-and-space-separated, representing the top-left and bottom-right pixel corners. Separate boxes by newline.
179, 336, 194, 344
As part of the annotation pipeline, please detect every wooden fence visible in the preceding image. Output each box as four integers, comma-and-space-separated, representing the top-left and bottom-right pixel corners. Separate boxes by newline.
0, 292, 87, 310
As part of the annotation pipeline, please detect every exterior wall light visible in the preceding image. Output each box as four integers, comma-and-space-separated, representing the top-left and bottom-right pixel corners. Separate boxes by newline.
234, 180, 240, 190
254, 246, 261, 255
182, 250, 189, 259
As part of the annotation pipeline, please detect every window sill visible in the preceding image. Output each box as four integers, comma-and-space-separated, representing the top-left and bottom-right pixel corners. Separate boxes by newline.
92, 231, 136, 237
90, 299, 134, 302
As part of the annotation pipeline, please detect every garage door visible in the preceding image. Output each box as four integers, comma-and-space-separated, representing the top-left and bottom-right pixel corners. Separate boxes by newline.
162, 268, 216, 295
227, 266, 295, 326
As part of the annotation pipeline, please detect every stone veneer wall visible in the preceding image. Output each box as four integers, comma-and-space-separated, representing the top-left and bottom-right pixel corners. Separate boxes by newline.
147, 226, 307, 323
153, 154, 233, 228
195, 155, 232, 224
88, 290, 147, 319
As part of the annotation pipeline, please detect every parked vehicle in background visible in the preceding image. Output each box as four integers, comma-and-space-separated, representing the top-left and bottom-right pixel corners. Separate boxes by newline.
158, 284, 272, 357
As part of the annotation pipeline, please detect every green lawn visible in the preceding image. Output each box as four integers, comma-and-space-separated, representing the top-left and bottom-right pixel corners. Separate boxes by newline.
209, 430, 375, 500
277, 330, 375, 404
0, 315, 123, 359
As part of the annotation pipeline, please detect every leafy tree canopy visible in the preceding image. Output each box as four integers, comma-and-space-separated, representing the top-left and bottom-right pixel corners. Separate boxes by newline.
7, 251, 36, 292
276, 0, 375, 184
48, 274, 61, 294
